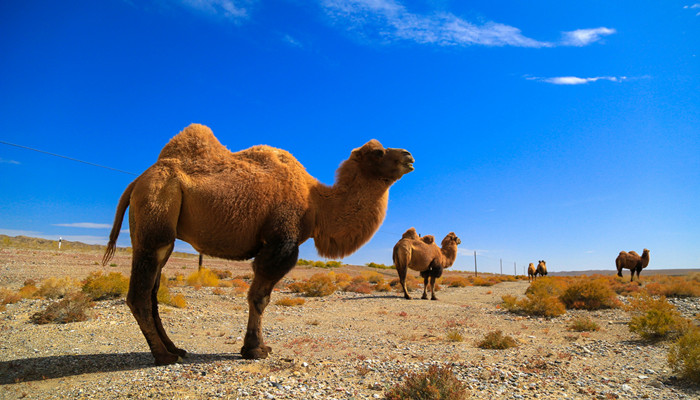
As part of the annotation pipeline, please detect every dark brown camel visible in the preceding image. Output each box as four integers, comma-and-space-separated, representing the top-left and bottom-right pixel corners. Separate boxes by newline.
616, 249, 650, 282
102, 123, 414, 365
392, 228, 461, 300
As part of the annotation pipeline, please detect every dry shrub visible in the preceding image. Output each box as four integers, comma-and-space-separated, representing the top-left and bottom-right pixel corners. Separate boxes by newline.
568, 316, 600, 332
18, 282, 39, 299
346, 281, 373, 294
668, 327, 700, 384
212, 287, 226, 295
526, 277, 567, 298
288, 281, 307, 293
385, 365, 468, 400
186, 268, 220, 287
443, 276, 470, 287
446, 329, 464, 342
471, 276, 495, 287
501, 291, 566, 318
1, 288, 21, 305
230, 278, 250, 295
390, 275, 419, 292
157, 283, 187, 308
275, 296, 305, 307
645, 276, 700, 298
374, 281, 392, 292
628, 293, 688, 341
559, 278, 619, 310
38, 277, 79, 299
477, 330, 518, 349
362, 271, 385, 284
210, 268, 232, 279
30, 292, 94, 324
303, 273, 336, 297
82, 272, 129, 300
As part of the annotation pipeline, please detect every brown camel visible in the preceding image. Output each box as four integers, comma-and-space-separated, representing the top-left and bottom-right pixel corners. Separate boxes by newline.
102, 123, 414, 365
536, 260, 548, 278
616, 248, 650, 282
527, 263, 536, 282
392, 228, 461, 300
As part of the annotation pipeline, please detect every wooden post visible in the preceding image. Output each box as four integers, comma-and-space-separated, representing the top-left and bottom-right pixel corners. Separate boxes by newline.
474, 251, 477, 277
514, 262, 517, 276
198, 253, 203, 271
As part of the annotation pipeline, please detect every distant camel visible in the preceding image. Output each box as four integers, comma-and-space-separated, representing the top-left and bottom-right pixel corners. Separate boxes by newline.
392, 228, 461, 300
616, 249, 650, 282
102, 123, 414, 365
527, 263, 536, 282
536, 260, 548, 278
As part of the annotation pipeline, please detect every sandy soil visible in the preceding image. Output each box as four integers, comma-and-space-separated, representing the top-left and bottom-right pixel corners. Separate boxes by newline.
0, 247, 698, 399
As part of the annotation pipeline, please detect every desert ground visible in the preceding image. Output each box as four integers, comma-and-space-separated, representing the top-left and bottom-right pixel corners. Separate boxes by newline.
0, 245, 698, 400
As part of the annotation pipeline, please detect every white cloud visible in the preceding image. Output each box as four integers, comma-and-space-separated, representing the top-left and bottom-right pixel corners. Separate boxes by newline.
684, 3, 700, 16
178, 0, 253, 21
283, 34, 303, 47
527, 75, 627, 85
320, 0, 551, 48
53, 223, 113, 229
0, 158, 20, 164
560, 27, 616, 46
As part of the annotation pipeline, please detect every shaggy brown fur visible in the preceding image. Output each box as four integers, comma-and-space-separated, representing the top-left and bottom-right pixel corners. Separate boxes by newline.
536, 260, 548, 278
102, 123, 414, 365
616, 248, 650, 282
527, 263, 536, 282
392, 229, 461, 300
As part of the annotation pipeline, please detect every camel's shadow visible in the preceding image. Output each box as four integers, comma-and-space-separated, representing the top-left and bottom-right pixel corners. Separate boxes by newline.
0, 352, 240, 384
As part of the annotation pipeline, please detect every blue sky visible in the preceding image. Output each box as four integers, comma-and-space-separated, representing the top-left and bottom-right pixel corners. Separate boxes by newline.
1, 1, 698, 273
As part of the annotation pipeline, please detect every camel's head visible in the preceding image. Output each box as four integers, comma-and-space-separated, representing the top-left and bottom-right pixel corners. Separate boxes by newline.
351, 139, 414, 182
441, 232, 461, 247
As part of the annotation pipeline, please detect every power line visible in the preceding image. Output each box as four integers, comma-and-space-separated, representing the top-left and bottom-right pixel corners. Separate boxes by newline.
0, 140, 137, 176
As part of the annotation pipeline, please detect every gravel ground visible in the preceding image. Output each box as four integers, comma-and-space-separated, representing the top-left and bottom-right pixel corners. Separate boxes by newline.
1, 248, 699, 399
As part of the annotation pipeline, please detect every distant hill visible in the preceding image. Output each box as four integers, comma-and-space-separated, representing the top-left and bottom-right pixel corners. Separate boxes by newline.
551, 269, 700, 277
0, 234, 197, 259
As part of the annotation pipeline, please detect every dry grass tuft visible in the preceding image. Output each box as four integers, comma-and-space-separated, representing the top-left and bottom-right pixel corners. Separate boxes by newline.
668, 327, 700, 384
559, 278, 620, 310
385, 365, 469, 400
477, 330, 518, 349
568, 316, 601, 332
186, 268, 220, 287
38, 277, 80, 299
627, 293, 688, 341
30, 292, 94, 324
303, 273, 337, 297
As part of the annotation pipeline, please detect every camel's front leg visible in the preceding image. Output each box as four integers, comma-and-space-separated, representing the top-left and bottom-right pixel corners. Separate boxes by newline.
429, 275, 438, 301
241, 238, 298, 360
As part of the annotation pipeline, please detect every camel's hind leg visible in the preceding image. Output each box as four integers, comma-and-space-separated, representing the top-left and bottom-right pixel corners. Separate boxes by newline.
241, 237, 298, 360
420, 270, 430, 300
128, 243, 181, 365
396, 264, 411, 299
429, 265, 443, 301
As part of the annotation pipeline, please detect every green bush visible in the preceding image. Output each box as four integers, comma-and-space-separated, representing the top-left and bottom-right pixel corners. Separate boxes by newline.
628, 294, 687, 341
82, 272, 129, 300
385, 365, 468, 400
31, 293, 94, 324
668, 327, 700, 383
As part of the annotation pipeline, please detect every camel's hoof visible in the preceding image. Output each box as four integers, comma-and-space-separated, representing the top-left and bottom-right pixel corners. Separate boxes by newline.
241, 345, 272, 360
431, 297, 438, 301
154, 352, 180, 366
421, 294, 428, 300
404, 295, 412, 300
172, 348, 188, 358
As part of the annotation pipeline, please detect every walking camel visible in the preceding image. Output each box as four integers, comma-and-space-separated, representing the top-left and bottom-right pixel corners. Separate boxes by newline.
102, 123, 414, 365
392, 228, 461, 300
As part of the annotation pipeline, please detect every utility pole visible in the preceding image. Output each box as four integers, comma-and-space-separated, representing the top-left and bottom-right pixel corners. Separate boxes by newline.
514, 262, 517, 276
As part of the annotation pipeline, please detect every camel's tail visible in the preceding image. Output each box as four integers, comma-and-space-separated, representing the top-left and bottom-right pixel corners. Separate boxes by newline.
102, 181, 135, 266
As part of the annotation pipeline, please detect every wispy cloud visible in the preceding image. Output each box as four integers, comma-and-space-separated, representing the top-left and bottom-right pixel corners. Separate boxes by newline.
0, 158, 20, 164
526, 75, 627, 85
283, 34, 303, 48
177, 0, 254, 21
684, 3, 700, 16
53, 222, 113, 229
320, 0, 551, 48
560, 27, 616, 47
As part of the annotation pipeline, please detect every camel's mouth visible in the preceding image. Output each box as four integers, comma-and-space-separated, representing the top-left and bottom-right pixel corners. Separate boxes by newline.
404, 162, 414, 172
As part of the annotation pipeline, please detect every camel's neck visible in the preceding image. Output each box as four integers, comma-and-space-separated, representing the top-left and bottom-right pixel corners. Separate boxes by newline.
440, 244, 459, 268
310, 162, 392, 259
